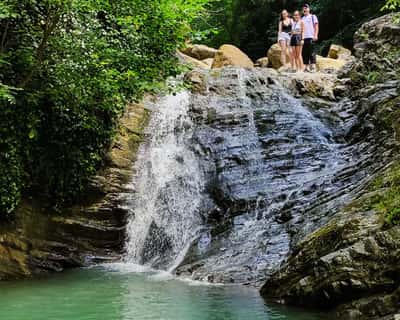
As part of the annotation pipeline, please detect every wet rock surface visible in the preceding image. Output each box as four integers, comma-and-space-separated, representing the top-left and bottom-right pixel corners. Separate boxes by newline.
0, 103, 149, 279
261, 205, 400, 317
172, 66, 396, 286
261, 14, 400, 319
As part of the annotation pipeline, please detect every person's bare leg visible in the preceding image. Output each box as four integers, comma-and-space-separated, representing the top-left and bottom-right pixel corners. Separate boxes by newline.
289, 43, 295, 70
280, 40, 286, 67
299, 46, 304, 71
295, 47, 301, 71
291, 47, 297, 71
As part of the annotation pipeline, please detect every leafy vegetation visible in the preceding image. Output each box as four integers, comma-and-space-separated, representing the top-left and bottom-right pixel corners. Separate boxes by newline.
0, 0, 210, 215
0, 0, 397, 218
382, 0, 400, 11
201, 0, 394, 59
383, 0, 400, 22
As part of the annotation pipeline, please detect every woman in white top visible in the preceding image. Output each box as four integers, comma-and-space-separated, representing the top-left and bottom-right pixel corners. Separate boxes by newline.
290, 10, 305, 72
278, 10, 294, 69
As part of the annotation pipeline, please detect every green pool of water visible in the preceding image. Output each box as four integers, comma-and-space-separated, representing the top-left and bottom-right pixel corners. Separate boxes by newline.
0, 264, 330, 320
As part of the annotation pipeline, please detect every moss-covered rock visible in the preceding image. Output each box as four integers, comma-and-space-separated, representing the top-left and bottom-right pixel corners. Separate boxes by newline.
261, 206, 400, 318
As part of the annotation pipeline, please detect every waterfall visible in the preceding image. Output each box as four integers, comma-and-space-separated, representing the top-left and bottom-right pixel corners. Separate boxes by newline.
124, 91, 205, 269
123, 68, 379, 284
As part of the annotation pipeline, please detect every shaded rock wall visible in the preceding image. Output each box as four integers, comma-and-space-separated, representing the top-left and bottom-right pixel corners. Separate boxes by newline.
0, 103, 149, 280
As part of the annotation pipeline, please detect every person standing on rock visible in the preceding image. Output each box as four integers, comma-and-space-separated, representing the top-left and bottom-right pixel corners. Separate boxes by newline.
290, 11, 305, 72
278, 10, 294, 69
302, 3, 319, 72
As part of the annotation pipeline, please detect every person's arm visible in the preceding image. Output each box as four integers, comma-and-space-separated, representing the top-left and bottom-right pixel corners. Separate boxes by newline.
314, 23, 319, 41
313, 16, 319, 41
278, 21, 282, 42
301, 21, 305, 44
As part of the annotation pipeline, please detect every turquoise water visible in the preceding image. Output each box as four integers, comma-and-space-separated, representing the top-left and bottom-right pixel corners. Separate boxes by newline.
0, 264, 328, 320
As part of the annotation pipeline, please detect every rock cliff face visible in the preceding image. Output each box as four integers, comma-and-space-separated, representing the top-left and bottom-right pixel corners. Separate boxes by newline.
175, 64, 396, 286
0, 103, 149, 279
261, 14, 400, 319
127, 14, 399, 319
120, 17, 393, 296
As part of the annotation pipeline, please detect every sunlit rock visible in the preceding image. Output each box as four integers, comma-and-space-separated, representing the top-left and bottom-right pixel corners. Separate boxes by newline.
212, 45, 254, 69
267, 43, 291, 69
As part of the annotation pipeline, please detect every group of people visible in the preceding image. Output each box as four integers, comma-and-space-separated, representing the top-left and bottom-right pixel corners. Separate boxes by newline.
278, 3, 319, 72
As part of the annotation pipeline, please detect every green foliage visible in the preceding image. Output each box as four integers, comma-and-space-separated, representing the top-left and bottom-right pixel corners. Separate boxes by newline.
0, 0, 209, 215
382, 0, 400, 11
202, 0, 385, 58
382, 0, 400, 23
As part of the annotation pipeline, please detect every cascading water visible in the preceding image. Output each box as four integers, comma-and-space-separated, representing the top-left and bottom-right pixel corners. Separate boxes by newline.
125, 91, 205, 269
124, 67, 384, 285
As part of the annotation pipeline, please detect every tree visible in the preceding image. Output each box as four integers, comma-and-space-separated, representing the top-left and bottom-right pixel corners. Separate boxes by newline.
0, 0, 211, 216
203, 0, 386, 59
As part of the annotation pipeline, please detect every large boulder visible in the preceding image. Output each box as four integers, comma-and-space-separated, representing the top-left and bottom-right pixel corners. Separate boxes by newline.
316, 55, 347, 72
267, 43, 291, 69
182, 44, 217, 60
176, 51, 210, 69
328, 44, 352, 60
278, 63, 293, 73
212, 44, 254, 69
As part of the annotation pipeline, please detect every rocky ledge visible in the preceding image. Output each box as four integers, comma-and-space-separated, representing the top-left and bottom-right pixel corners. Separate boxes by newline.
0, 103, 149, 280
261, 14, 400, 320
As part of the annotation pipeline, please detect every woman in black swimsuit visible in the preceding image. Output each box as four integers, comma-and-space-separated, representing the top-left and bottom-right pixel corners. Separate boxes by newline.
278, 10, 294, 68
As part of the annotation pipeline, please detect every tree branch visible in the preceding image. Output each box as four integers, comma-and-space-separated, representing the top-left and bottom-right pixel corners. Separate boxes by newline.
20, 7, 62, 88
0, 21, 10, 54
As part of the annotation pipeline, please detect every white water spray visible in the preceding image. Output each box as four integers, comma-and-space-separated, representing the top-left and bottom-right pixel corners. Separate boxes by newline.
124, 91, 205, 270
